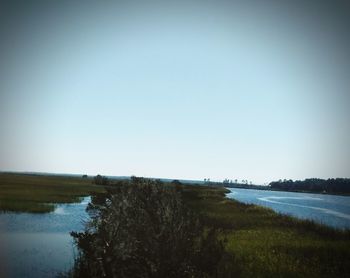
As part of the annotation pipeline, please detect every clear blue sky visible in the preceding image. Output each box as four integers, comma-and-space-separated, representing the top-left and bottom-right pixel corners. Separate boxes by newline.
1, 0, 349, 184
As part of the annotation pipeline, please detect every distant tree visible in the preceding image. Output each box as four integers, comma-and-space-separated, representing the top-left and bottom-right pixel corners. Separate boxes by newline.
82, 174, 88, 178
204, 178, 212, 185
93, 174, 109, 185
269, 178, 350, 194
171, 179, 183, 192
171, 179, 181, 185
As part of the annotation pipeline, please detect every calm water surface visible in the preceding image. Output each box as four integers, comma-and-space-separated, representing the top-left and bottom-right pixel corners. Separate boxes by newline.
226, 188, 350, 229
0, 197, 90, 278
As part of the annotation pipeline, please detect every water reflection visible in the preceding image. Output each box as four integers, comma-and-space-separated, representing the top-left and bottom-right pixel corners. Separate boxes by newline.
0, 197, 90, 278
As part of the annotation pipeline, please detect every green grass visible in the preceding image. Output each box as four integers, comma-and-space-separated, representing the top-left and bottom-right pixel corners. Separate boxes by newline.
0, 173, 105, 213
181, 185, 350, 278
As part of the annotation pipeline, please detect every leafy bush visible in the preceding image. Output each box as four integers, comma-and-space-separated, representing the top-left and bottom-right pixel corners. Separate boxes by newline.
70, 177, 227, 277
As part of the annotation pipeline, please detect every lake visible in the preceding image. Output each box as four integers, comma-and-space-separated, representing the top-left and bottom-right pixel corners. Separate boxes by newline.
0, 197, 90, 278
226, 188, 350, 229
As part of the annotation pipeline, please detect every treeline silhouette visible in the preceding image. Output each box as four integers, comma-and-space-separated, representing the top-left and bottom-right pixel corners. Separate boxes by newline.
269, 178, 350, 194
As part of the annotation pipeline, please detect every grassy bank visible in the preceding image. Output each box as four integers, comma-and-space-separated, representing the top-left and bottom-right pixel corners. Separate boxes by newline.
181, 185, 350, 278
0, 173, 105, 212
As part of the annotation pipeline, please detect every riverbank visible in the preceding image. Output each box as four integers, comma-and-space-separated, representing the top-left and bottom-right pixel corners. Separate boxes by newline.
181, 185, 350, 277
225, 187, 350, 229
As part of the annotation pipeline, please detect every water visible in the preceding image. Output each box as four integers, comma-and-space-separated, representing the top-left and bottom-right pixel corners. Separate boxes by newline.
1, 190, 349, 277
0, 197, 91, 278
226, 188, 350, 229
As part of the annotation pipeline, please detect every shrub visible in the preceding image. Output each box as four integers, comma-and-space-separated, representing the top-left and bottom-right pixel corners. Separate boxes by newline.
70, 178, 226, 278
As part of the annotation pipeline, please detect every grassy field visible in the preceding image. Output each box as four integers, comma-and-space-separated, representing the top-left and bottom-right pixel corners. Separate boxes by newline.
0, 173, 105, 212
181, 185, 350, 278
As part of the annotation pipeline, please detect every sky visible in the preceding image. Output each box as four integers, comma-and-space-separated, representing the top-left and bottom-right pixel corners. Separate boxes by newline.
0, 0, 349, 184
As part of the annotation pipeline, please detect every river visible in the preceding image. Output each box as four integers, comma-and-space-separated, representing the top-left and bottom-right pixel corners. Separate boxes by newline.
226, 188, 350, 229
0, 197, 91, 278
1, 189, 349, 277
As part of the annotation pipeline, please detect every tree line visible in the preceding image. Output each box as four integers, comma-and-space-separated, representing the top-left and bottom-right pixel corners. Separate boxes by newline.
269, 178, 350, 194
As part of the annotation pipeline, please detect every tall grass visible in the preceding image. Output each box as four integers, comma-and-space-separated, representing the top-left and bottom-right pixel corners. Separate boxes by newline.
181, 184, 350, 277
0, 173, 105, 213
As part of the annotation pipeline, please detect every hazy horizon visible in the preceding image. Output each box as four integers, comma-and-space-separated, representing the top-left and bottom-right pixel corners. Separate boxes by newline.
1, 0, 350, 184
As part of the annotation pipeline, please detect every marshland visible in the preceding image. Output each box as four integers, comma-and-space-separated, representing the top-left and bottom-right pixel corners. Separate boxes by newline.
1, 173, 349, 277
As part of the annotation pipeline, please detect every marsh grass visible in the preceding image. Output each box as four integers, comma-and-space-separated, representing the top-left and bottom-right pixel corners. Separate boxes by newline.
181, 185, 350, 277
0, 173, 105, 213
